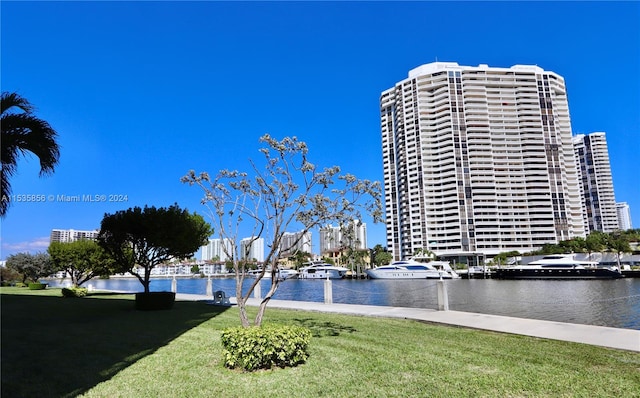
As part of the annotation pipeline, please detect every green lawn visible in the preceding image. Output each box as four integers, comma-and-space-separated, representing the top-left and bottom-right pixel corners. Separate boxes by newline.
2, 287, 639, 398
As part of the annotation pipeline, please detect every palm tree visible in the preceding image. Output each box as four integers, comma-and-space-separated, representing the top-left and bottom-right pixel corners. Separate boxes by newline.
1, 92, 60, 216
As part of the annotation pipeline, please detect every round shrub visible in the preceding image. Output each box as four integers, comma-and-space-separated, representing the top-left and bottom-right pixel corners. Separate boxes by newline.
221, 324, 312, 371
28, 283, 47, 290
61, 287, 88, 298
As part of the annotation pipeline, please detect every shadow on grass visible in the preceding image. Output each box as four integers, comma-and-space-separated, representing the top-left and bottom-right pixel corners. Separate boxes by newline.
292, 317, 357, 337
1, 291, 231, 398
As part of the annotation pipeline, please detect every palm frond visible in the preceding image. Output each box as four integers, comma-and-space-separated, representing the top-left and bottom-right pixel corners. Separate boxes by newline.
1, 113, 61, 175
1, 91, 61, 217
1, 92, 34, 115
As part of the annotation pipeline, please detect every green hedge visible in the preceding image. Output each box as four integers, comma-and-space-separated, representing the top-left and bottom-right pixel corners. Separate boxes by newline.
28, 283, 47, 290
61, 287, 88, 298
221, 324, 312, 371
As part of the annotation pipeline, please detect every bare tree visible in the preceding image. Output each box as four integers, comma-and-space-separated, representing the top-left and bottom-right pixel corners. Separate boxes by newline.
182, 135, 382, 327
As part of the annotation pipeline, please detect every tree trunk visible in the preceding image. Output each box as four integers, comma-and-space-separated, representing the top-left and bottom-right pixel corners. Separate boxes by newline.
144, 268, 151, 293
235, 272, 251, 327
254, 277, 280, 326
237, 296, 250, 327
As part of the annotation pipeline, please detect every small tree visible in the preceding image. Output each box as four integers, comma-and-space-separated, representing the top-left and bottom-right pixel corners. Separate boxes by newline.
183, 134, 382, 327
5, 252, 55, 283
98, 204, 212, 293
48, 240, 116, 287
288, 250, 312, 269
371, 244, 392, 268
585, 231, 606, 260
606, 233, 631, 268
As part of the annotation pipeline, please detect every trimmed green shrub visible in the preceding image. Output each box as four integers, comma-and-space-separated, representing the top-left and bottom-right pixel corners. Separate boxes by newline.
221, 324, 312, 371
14, 282, 27, 288
28, 283, 47, 290
61, 287, 88, 298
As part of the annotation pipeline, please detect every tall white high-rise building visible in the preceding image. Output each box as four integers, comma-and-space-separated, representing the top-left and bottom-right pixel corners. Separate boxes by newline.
200, 238, 233, 262
50, 229, 99, 243
381, 62, 585, 261
319, 225, 341, 254
319, 221, 367, 254
240, 237, 265, 262
573, 132, 619, 233
279, 230, 312, 257
616, 202, 632, 230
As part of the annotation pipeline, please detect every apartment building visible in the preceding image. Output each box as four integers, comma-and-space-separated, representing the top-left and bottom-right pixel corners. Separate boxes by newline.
279, 230, 312, 257
240, 237, 265, 263
573, 132, 619, 233
200, 238, 233, 262
319, 221, 367, 255
50, 229, 99, 243
381, 62, 585, 261
616, 202, 632, 230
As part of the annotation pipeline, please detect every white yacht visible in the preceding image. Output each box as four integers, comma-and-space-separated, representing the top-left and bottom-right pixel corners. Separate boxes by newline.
247, 267, 298, 280
298, 261, 348, 279
365, 259, 459, 280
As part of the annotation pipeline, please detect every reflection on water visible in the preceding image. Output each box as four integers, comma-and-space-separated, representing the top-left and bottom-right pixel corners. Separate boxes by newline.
46, 277, 640, 330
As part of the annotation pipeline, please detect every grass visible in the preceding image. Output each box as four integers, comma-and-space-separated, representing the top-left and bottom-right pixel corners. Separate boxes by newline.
2, 287, 639, 398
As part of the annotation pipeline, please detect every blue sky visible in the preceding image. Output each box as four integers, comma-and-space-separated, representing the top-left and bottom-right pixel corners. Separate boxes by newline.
1, 1, 639, 259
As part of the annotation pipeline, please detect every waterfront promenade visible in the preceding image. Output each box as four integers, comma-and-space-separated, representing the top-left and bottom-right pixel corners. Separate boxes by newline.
176, 293, 640, 352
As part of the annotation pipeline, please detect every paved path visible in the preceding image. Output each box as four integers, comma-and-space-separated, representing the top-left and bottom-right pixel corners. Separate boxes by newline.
175, 293, 640, 352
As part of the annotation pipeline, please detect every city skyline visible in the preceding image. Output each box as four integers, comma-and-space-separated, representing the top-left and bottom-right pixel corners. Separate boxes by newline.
2, 2, 638, 259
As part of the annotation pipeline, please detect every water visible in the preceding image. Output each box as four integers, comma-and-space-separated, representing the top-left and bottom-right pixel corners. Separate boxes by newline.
46, 277, 640, 330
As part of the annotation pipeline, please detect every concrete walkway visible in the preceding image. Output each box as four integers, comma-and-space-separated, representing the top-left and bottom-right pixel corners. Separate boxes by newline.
175, 293, 640, 352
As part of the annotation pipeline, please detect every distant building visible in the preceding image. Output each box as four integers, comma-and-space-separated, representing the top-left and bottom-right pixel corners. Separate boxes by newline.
616, 202, 633, 230
200, 238, 233, 262
381, 62, 585, 261
240, 237, 265, 263
319, 221, 367, 255
279, 230, 312, 257
573, 132, 619, 233
50, 229, 99, 243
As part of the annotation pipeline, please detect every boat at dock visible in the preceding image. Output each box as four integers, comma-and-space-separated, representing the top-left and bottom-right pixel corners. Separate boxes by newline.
493, 255, 623, 280
298, 261, 348, 279
365, 259, 459, 279
247, 267, 298, 281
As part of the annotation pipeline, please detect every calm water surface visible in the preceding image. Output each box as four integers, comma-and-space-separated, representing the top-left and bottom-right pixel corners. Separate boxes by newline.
47, 277, 640, 330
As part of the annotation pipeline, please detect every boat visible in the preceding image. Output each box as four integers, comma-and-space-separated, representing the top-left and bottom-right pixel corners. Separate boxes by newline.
298, 261, 349, 279
246, 267, 298, 281
365, 259, 459, 280
493, 255, 623, 279
458, 266, 492, 279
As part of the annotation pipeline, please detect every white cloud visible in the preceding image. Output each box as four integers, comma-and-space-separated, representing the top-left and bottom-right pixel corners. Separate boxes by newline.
1, 237, 50, 259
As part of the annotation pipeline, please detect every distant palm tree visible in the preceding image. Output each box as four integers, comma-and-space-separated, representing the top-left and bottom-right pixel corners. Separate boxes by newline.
1, 92, 60, 216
